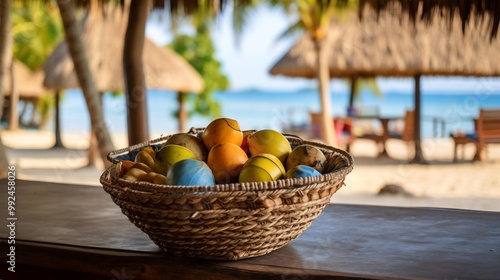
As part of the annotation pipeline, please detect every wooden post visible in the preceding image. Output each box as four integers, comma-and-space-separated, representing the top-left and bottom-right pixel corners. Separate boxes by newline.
412, 74, 426, 164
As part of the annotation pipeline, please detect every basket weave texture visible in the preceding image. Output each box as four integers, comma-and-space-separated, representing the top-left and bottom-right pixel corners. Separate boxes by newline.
100, 130, 353, 261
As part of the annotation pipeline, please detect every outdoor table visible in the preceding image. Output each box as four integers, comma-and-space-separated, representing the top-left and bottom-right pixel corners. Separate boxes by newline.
1, 179, 499, 279
351, 115, 403, 158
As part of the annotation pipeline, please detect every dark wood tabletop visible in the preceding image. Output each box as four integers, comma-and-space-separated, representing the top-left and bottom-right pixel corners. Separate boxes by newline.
1, 179, 499, 279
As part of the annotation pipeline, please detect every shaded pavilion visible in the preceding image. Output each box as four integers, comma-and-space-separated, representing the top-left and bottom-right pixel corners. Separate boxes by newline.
270, 7, 500, 163
3, 60, 47, 130
43, 3, 204, 149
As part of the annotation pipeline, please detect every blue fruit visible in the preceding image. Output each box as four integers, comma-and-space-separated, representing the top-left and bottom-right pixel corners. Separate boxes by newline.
286, 165, 322, 179
166, 159, 215, 186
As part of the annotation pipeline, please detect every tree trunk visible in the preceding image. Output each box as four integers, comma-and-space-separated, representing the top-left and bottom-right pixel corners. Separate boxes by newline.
53, 90, 64, 148
57, 0, 115, 168
123, 0, 150, 145
7, 61, 18, 130
314, 38, 337, 146
177, 92, 187, 132
0, 0, 12, 178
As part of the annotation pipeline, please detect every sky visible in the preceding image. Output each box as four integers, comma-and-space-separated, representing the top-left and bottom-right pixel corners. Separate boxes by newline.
145, 5, 500, 94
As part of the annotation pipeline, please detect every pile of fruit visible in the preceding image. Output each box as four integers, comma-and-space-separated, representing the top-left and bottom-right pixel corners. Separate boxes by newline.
117, 118, 329, 186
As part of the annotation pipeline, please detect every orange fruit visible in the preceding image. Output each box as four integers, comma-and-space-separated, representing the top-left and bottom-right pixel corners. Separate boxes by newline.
202, 118, 243, 150
207, 142, 248, 184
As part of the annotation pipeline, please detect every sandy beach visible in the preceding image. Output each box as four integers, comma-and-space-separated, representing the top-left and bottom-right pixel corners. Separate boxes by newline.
3, 129, 500, 212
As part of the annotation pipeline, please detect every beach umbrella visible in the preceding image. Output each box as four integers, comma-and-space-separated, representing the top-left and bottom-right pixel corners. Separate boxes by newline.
43, 3, 204, 148
270, 6, 500, 163
3, 60, 47, 130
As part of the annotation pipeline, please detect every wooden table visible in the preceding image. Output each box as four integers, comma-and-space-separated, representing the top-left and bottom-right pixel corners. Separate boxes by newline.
351, 116, 403, 158
1, 180, 500, 279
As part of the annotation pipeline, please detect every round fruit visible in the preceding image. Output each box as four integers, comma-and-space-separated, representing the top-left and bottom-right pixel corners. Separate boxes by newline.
201, 118, 243, 150
239, 153, 286, 183
166, 159, 215, 186
141, 146, 156, 157
240, 130, 253, 156
286, 165, 322, 179
165, 133, 208, 162
247, 129, 291, 164
134, 150, 156, 170
286, 144, 326, 173
123, 167, 148, 182
207, 142, 248, 184
154, 144, 197, 175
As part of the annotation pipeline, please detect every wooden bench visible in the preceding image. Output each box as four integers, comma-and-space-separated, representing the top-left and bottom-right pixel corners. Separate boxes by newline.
451, 109, 500, 161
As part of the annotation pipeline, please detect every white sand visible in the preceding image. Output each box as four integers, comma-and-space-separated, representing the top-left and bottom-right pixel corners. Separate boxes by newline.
3, 129, 500, 212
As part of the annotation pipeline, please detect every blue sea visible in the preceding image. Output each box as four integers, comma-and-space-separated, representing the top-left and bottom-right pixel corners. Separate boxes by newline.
53, 84, 500, 139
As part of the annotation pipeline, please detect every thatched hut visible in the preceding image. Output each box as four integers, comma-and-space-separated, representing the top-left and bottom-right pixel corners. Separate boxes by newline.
3, 60, 47, 129
270, 5, 500, 163
43, 3, 204, 148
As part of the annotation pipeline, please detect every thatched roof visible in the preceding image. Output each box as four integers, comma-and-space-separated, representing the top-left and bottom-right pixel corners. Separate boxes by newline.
43, 4, 204, 93
64, 1, 498, 39
269, 5, 500, 79
359, 0, 500, 40
3, 60, 47, 99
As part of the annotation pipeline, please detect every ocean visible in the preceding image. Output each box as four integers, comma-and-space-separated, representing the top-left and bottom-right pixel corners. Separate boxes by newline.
54, 85, 500, 139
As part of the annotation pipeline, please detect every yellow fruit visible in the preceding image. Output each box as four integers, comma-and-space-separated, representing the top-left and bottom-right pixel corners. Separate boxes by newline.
154, 144, 197, 175
142, 172, 159, 183
141, 146, 156, 157
239, 153, 286, 183
152, 174, 167, 185
123, 168, 148, 181
247, 129, 291, 164
134, 150, 156, 170
207, 142, 248, 184
130, 162, 153, 173
165, 133, 208, 162
286, 144, 326, 173
201, 118, 243, 150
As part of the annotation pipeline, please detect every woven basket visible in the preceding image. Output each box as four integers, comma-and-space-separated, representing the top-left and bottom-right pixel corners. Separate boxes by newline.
100, 129, 353, 261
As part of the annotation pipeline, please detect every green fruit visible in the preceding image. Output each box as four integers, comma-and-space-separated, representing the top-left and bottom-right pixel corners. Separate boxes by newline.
164, 133, 208, 162
247, 129, 291, 164
154, 144, 197, 175
286, 144, 326, 173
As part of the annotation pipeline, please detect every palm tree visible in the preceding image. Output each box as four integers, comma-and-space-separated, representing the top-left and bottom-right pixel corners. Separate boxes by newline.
347, 78, 382, 112
269, 0, 356, 146
11, 2, 63, 130
169, 20, 229, 131
0, 0, 12, 178
122, 0, 150, 145
56, 0, 115, 168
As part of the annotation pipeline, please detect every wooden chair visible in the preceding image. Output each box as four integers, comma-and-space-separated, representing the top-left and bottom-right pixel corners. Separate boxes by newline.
450, 120, 478, 162
475, 108, 500, 161
386, 110, 414, 159
388, 110, 414, 142
451, 109, 500, 161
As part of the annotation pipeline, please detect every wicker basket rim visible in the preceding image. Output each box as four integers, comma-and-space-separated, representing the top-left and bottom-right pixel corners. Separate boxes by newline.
103, 128, 354, 193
